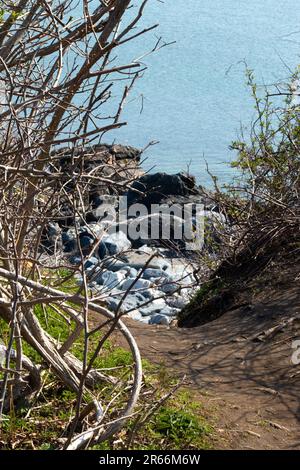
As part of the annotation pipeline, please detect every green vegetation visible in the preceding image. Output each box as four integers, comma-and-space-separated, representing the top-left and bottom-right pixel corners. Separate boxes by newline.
0, 271, 214, 450
0, 333, 214, 449
132, 396, 213, 450
179, 68, 300, 327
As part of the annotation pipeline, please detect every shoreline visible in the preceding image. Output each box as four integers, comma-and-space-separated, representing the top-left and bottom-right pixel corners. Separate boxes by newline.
44, 144, 223, 326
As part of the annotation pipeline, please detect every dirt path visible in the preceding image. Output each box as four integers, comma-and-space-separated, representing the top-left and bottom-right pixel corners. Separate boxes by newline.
117, 285, 300, 449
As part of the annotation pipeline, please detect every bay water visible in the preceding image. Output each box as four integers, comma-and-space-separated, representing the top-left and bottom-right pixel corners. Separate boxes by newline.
78, 1, 300, 185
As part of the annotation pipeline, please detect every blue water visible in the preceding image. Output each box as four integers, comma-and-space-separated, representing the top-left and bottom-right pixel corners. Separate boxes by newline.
83, 1, 300, 185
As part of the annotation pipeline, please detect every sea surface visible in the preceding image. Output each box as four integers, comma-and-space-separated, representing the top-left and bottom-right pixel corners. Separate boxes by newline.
82, 1, 300, 185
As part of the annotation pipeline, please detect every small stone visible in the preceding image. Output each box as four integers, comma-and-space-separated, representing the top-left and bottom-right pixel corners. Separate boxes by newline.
106, 297, 119, 312
128, 267, 138, 278
166, 296, 187, 309
120, 277, 151, 292
142, 268, 167, 280
98, 271, 125, 289
84, 256, 98, 269
63, 239, 76, 253
103, 231, 131, 255
98, 240, 108, 259
161, 306, 181, 317
69, 255, 82, 265
149, 314, 171, 326
107, 293, 143, 313
128, 310, 150, 324
79, 233, 94, 254
139, 298, 167, 316
160, 280, 179, 295
137, 288, 155, 301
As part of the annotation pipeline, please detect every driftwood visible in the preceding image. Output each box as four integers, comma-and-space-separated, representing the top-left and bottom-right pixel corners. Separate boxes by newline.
251, 316, 300, 343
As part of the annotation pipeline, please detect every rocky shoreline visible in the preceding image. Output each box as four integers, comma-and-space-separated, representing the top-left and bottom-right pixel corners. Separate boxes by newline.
43, 145, 225, 325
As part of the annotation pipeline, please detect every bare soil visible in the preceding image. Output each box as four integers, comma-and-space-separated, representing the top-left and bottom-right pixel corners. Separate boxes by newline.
117, 266, 300, 449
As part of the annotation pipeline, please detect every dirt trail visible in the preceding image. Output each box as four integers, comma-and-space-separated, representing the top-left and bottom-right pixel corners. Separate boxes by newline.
118, 285, 300, 449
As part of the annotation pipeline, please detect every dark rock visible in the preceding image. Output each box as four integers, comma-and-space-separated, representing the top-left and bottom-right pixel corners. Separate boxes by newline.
41, 222, 62, 254
84, 256, 99, 269
85, 212, 98, 223
106, 298, 119, 312
62, 231, 76, 253
62, 231, 72, 243
110, 144, 141, 161
126, 172, 198, 208
56, 144, 141, 169
79, 232, 94, 254
98, 240, 108, 259
69, 255, 82, 265
50, 144, 141, 227
63, 239, 76, 253
125, 212, 186, 250
142, 268, 168, 280
89, 193, 118, 211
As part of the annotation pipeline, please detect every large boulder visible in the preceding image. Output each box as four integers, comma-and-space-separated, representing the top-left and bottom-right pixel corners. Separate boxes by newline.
126, 172, 198, 208
124, 213, 186, 249
57, 144, 141, 173
51, 144, 141, 225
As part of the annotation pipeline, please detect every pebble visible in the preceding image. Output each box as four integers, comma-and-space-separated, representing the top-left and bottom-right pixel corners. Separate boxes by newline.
166, 296, 188, 309
102, 231, 131, 255
160, 281, 179, 295
84, 256, 99, 269
67, 223, 201, 327
120, 277, 151, 292
149, 314, 171, 326
98, 271, 125, 289
142, 268, 167, 280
